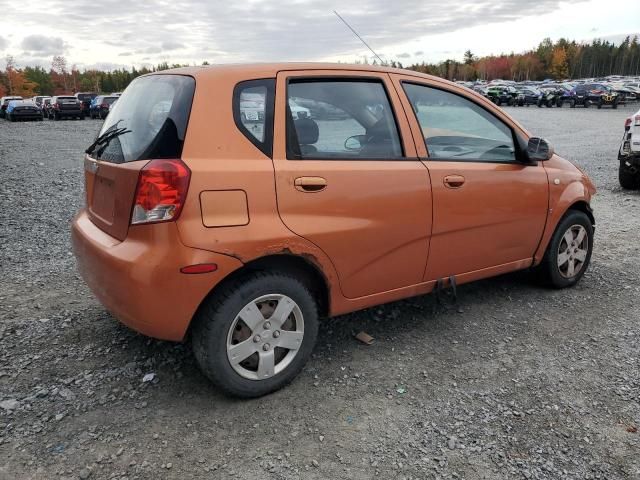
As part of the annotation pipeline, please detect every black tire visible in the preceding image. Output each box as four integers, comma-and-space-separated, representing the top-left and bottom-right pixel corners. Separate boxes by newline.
619, 161, 640, 190
612, 101, 618, 110
570, 99, 576, 108
495, 98, 501, 106
54, 112, 60, 121
507, 98, 514, 106
9, 115, 15, 122
537, 100, 543, 108
557, 99, 564, 108
191, 272, 319, 398
584, 100, 590, 108
597, 100, 603, 109
547, 99, 554, 108
535, 210, 594, 289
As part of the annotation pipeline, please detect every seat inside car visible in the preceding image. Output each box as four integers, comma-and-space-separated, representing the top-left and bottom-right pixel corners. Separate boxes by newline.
294, 117, 319, 155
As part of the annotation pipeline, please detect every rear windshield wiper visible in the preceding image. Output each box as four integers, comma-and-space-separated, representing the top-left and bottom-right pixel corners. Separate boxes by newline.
92, 127, 132, 158
85, 120, 130, 155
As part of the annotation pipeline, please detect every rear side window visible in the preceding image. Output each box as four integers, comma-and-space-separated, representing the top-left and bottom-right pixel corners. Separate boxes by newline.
95, 74, 195, 163
286, 79, 403, 160
233, 79, 275, 158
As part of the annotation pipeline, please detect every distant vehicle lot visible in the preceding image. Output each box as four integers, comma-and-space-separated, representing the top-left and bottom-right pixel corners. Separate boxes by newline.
0, 105, 639, 479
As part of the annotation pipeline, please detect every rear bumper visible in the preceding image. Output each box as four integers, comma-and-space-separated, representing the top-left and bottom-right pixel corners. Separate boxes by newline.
57, 109, 82, 116
72, 210, 243, 341
10, 111, 42, 120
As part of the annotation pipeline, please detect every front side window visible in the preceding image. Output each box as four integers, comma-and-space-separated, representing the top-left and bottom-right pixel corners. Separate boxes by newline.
286, 79, 403, 160
402, 83, 516, 162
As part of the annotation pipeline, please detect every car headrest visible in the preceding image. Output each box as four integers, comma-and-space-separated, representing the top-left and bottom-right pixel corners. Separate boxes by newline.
294, 117, 319, 145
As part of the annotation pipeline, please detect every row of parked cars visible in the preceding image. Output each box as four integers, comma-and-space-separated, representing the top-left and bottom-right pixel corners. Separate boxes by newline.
0, 92, 121, 121
462, 76, 640, 109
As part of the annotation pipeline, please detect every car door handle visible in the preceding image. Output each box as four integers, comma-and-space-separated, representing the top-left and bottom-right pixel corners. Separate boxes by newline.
294, 176, 327, 192
443, 175, 466, 188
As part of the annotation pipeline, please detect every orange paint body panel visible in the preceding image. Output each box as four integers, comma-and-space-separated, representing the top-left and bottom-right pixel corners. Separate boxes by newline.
71, 63, 596, 342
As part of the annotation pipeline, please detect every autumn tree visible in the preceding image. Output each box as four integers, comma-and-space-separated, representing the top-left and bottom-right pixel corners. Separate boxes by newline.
51, 55, 68, 91
549, 47, 569, 79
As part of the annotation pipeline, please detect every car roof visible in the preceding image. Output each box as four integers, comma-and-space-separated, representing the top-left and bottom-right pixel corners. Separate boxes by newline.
151, 62, 445, 84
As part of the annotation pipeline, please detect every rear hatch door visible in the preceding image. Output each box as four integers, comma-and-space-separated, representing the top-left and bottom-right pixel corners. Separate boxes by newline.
83, 74, 195, 241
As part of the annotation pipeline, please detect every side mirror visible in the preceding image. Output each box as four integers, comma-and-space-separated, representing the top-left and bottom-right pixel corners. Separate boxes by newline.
527, 137, 554, 161
344, 134, 366, 151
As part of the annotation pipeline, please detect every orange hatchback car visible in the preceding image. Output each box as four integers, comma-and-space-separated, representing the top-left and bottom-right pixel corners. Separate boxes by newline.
73, 64, 596, 397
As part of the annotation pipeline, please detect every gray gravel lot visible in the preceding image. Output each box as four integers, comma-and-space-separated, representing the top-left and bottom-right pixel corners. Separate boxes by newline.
1, 105, 639, 480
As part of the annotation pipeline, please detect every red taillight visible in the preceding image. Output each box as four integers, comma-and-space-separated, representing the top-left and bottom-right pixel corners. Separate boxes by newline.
53, 103, 60, 109
130, 159, 190, 225
625, 118, 632, 129
100, 103, 108, 108
635, 115, 640, 127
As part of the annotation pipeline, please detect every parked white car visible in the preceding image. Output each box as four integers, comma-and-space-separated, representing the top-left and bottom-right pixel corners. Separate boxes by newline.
289, 99, 311, 120
619, 108, 640, 189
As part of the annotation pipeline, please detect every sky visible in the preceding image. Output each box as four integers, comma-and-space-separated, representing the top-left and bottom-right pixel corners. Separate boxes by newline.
0, 0, 639, 71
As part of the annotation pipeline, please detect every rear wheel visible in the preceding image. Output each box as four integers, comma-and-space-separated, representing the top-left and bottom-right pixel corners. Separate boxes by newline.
570, 99, 576, 108
191, 272, 319, 398
557, 99, 564, 108
584, 100, 590, 108
536, 210, 593, 288
597, 99, 603, 109
619, 161, 640, 190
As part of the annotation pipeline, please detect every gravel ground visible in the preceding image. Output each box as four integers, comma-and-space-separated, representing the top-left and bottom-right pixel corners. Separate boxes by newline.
1, 105, 639, 480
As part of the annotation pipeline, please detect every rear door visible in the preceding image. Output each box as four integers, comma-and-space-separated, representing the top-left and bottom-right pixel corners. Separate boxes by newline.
272, 70, 432, 299
392, 74, 549, 281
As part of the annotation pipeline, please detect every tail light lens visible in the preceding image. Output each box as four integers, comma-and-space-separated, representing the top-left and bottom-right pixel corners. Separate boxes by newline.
625, 118, 632, 129
100, 103, 108, 108
131, 159, 191, 225
635, 115, 640, 126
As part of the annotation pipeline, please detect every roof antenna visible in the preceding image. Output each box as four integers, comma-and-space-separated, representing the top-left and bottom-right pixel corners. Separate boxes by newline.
333, 10, 384, 65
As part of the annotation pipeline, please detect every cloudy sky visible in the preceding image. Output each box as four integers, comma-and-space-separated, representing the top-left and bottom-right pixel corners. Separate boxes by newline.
0, 0, 638, 71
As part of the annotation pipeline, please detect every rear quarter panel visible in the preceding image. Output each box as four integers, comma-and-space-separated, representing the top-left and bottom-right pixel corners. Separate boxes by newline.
175, 69, 343, 303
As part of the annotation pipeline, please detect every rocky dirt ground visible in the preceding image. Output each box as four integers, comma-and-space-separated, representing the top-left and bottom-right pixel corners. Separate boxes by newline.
0, 104, 639, 480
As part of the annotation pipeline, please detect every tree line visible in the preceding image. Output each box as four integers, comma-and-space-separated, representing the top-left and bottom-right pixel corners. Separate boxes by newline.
406, 36, 640, 82
1, 36, 639, 97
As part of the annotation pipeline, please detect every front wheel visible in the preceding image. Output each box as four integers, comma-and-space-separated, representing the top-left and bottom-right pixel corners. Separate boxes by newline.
535, 210, 594, 288
191, 272, 319, 398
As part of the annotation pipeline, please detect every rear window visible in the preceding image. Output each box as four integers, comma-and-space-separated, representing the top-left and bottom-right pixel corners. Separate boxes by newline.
104, 96, 117, 105
58, 97, 76, 101
94, 74, 195, 164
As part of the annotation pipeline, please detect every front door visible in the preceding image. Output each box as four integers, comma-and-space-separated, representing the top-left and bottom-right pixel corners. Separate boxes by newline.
272, 70, 432, 299
392, 75, 549, 281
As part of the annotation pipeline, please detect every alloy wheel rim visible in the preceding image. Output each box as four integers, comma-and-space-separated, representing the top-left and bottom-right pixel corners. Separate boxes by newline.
226, 294, 304, 381
557, 224, 589, 279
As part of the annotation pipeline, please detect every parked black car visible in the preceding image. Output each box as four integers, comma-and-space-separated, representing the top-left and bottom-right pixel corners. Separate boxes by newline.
89, 95, 118, 119
75, 92, 97, 117
514, 86, 540, 106
0, 96, 23, 118
5, 100, 43, 121
48, 96, 83, 120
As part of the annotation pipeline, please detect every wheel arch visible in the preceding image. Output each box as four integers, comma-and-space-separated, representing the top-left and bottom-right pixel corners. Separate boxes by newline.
186, 253, 330, 339
533, 197, 595, 265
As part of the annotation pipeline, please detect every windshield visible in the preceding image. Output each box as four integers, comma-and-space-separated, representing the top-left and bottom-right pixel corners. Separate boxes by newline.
95, 74, 195, 163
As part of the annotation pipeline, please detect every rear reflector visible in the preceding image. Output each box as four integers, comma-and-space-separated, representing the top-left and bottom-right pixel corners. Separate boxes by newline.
131, 159, 191, 225
180, 263, 218, 274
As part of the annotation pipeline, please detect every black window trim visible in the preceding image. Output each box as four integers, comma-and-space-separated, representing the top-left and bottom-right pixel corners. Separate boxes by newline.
233, 78, 275, 159
285, 75, 418, 162
400, 80, 532, 165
